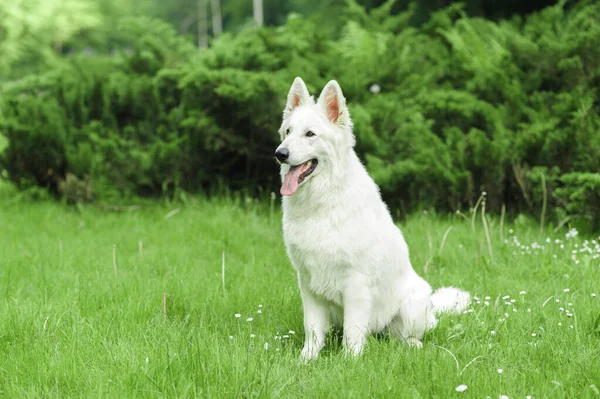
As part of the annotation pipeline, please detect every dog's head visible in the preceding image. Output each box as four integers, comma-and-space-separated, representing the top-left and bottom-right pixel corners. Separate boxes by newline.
275, 77, 355, 197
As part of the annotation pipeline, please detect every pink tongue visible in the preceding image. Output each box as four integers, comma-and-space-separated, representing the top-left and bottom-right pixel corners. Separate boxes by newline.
281, 166, 304, 196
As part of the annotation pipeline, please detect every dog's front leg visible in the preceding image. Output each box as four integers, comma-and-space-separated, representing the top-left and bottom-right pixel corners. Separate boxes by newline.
298, 273, 329, 361
342, 277, 372, 356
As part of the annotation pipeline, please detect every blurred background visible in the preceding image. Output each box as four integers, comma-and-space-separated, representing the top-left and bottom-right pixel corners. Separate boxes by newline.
0, 0, 599, 226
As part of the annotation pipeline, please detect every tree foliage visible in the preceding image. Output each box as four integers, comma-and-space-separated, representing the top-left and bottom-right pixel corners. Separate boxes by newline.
1, 1, 599, 225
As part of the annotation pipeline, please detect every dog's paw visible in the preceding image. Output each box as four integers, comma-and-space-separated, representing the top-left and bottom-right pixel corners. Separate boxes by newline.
405, 337, 423, 349
300, 346, 320, 362
342, 343, 364, 358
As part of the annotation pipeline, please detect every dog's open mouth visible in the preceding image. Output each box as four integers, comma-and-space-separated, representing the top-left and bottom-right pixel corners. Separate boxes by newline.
280, 159, 318, 196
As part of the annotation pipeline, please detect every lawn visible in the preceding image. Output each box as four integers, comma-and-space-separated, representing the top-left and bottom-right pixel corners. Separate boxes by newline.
0, 187, 599, 398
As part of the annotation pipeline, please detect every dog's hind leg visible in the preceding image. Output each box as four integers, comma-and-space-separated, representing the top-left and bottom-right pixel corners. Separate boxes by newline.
388, 295, 433, 349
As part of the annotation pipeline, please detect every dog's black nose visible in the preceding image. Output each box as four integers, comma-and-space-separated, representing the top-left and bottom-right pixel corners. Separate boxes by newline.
275, 148, 290, 163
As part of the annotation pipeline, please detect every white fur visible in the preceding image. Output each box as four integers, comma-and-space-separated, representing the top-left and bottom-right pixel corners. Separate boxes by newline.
277, 77, 470, 360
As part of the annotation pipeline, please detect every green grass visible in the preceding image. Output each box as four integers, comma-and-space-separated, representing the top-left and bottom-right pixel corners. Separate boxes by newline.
1, 191, 599, 398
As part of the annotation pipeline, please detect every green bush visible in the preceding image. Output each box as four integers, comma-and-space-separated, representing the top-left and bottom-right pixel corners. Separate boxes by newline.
1, 1, 599, 225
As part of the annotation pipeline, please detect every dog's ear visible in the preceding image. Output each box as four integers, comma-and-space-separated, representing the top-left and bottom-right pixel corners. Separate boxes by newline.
283, 77, 310, 119
318, 80, 346, 125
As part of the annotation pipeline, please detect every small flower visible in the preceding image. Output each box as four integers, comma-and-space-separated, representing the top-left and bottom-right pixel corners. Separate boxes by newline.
455, 384, 468, 392
558, 322, 562, 326
247, 317, 254, 322
229, 335, 233, 339
500, 395, 510, 399
564, 288, 570, 293
485, 296, 491, 300
250, 334, 256, 338
283, 335, 290, 338
519, 291, 527, 295
258, 304, 263, 308
484, 301, 490, 306
257, 310, 262, 314
527, 308, 531, 312
289, 330, 295, 334
264, 342, 269, 350
369, 84, 381, 94
235, 313, 241, 318
510, 299, 516, 303
503, 295, 510, 300
497, 368, 504, 374
556, 299, 560, 303
491, 330, 496, 335
592, 293, 597, 297
532, 333, 537, 337
570, 325, 574, 329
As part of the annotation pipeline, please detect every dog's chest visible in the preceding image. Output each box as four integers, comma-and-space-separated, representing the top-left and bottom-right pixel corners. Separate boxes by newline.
283, 215, 356, 304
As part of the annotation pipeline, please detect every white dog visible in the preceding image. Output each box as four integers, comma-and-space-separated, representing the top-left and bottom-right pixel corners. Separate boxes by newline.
275, 77, 470, 360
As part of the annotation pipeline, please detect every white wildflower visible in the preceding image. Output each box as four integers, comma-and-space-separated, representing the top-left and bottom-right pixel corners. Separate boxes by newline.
455, 384, 468, 392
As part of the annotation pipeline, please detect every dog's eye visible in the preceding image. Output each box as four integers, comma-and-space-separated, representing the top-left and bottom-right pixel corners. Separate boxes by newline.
306, 131, 315, 137
286, 129, 290, 136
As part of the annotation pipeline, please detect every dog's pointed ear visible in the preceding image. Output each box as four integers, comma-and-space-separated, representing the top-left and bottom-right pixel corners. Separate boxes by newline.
284, 77, 310, 119
318, 80, 346, 125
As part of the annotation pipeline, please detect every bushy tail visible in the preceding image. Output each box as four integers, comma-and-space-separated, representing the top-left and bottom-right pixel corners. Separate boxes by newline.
430, 287, 471, 315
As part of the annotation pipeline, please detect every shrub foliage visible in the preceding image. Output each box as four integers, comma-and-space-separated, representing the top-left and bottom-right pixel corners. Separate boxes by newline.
1, 1, 599, 222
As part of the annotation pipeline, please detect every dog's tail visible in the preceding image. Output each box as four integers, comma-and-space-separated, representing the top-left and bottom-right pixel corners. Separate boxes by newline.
430, 286, 471, 316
